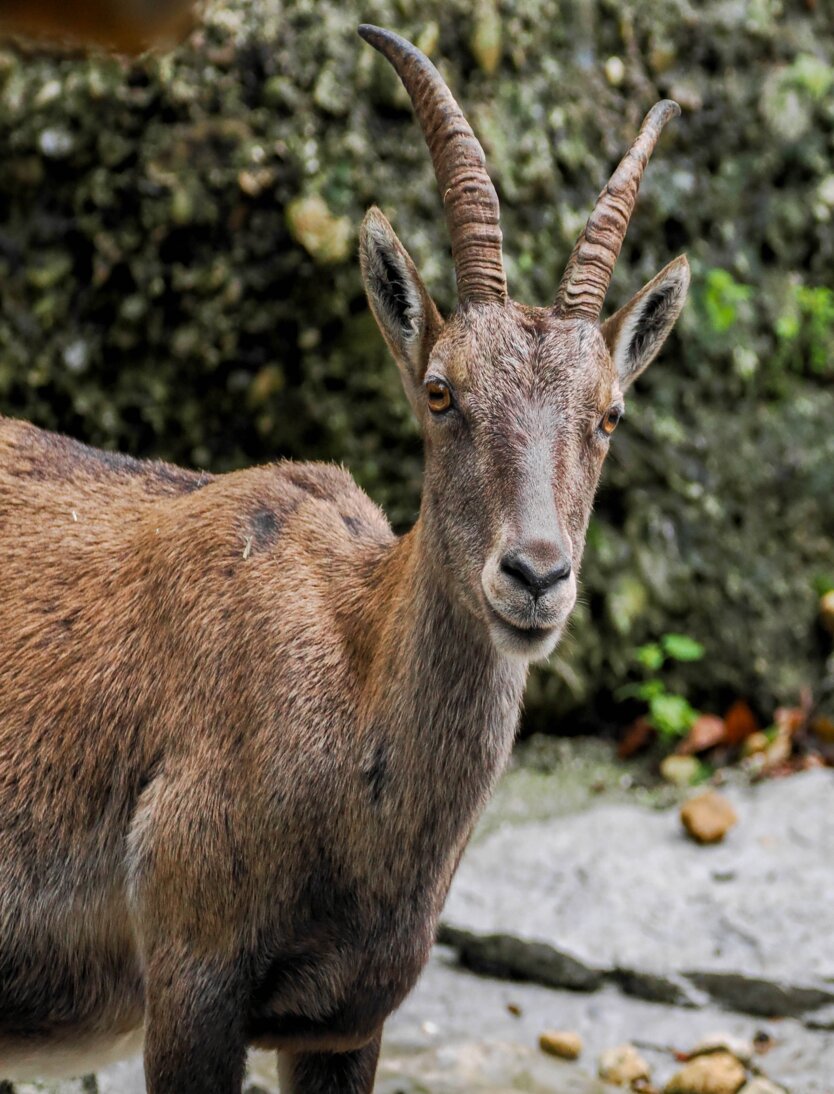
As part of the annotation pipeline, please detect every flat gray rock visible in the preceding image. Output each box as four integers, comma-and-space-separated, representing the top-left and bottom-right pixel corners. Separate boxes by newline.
441, 769, 834, 1018
13, 946, 833, 1092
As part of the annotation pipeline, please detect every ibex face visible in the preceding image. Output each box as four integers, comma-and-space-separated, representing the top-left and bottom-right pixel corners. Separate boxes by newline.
359, 27, 690, 659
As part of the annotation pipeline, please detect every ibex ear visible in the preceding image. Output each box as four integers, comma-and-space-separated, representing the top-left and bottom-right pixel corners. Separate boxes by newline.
360, 207, 443, 412
601, 255, 690, 389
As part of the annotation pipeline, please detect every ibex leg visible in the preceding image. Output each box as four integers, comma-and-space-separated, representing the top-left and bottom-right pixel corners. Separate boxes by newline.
277, 1032, 381, 1094
142, 950, 247, 1094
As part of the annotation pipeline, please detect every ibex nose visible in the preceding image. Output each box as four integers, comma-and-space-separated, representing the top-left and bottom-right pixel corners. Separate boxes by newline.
500, 548, 572, 598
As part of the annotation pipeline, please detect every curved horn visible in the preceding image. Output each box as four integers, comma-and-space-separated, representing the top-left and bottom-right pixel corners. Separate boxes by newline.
359, 24, 507, 306
554, 101, 680, 321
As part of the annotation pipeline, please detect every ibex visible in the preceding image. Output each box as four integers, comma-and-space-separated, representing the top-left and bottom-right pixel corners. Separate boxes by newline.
0, 25, 689, 1094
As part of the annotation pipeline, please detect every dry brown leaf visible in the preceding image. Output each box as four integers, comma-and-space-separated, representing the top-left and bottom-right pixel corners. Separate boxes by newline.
722, 699, 759, 745
677, 714, 726, 755
618, 716, 655, 759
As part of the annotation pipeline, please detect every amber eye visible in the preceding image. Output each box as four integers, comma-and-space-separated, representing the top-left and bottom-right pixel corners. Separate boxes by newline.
426, 381, 452, 414
600, 407, 623, 436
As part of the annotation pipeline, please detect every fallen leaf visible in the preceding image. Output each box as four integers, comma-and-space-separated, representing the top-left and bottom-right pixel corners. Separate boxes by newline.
619, 716, 655, 759
773, 705, 806, 739
677, 714, 726, 755
811, 715, 834, 743
723, 699, 758, 745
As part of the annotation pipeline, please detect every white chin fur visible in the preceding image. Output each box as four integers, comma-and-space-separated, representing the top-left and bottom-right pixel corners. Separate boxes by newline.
488, 619, 563, 662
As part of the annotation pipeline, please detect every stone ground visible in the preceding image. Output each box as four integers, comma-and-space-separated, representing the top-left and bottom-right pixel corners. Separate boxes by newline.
7, 740, 833, 1093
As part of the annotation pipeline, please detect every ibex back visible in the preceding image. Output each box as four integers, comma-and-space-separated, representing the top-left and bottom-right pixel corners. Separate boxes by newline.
0, 26, 689, 1094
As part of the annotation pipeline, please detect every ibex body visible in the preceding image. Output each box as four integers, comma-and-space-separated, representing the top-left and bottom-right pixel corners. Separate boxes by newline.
0, 27, 689, 1094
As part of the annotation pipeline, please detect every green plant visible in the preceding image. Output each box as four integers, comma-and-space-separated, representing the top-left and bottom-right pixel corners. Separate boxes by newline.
620, 633, 706, 742
775, 284, 834, 378
702, 268, 753, 335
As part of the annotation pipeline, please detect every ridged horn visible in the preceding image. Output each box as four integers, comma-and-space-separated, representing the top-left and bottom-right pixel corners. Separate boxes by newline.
554, 100, 680, 321
359, 24, 507, 306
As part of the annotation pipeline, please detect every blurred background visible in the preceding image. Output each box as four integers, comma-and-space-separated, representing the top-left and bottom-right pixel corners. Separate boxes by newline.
1, 0, 833, 754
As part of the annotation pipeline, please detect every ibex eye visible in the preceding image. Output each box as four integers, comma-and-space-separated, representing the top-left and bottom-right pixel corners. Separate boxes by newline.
600, 407, 623, 436
426, 381, 452, 414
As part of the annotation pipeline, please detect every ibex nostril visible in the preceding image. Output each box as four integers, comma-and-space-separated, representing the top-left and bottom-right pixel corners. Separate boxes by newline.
500, 553, 572, 596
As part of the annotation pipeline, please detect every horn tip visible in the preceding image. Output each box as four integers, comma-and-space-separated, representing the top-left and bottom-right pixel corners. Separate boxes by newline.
652, 99, 681, 123
357, 24, 399, 50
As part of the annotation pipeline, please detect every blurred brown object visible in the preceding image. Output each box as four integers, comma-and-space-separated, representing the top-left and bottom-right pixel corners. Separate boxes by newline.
618, 715, 654, 759
677, 713, 725, 755
680, 790, 738, 844
0, 0, 198, 53
820, 590, 834, 636
722, 698, 759, 745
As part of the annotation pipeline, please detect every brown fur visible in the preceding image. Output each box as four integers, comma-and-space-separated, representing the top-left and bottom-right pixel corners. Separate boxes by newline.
0, 0, 196, 53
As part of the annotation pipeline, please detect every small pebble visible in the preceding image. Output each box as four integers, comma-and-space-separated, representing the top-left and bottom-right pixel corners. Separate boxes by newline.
539, 1029, 583, 1060
690, 1032, 753, 1065
738, 1080, 786, 1094
680, 791, 738, 844
752, 1030, 775, 1054
664, 1051, 747, 1094
598, 1042, 651, 1084
604, 55, 626, 86
661, 754, 701, 787
741, 732, 769, 758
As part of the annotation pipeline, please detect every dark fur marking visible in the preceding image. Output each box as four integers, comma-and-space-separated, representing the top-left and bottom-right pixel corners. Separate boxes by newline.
250, 507, 280, 550
12, 427, 213, 494
363, 743, 388, 806
281, 466, 332, 500
136, 754, 162, 797
342, 515, 364, 537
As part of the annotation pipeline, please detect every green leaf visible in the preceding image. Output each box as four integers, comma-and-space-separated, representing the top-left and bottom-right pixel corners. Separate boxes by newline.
636, 642, 664, 671
637, 679, 665, 701
661, 633, 706, 662
702, 268, 752, 334
647, 693, 699, 740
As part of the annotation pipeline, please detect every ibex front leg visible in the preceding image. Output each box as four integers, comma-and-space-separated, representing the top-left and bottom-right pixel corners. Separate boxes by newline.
142, 947, 248, 1094
131, 776, 250, 1094
278, 1033, 381, 1094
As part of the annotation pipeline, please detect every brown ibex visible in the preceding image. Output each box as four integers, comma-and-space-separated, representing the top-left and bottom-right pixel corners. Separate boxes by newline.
0, 25, 689, 1094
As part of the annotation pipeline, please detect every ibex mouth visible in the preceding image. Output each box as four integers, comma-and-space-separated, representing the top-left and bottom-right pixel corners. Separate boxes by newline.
485, 604, 561, 656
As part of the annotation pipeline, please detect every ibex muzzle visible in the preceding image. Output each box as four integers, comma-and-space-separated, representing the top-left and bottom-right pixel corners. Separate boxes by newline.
0, 26, 688, 1094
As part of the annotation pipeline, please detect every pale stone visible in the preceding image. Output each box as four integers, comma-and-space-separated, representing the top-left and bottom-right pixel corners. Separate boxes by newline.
664, 1051, 747, 1094
598, 1043, 650, 1084
538, 1029, 583, 1060
660, 754, 701, 787
690, 1032, 753, 1065
680, 791, 738, 844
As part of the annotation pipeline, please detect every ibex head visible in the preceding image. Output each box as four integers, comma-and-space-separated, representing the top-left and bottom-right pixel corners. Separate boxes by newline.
359, 26, 689, 661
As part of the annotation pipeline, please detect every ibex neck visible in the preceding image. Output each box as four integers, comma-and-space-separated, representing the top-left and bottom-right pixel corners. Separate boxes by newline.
355, 516, 527, 890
